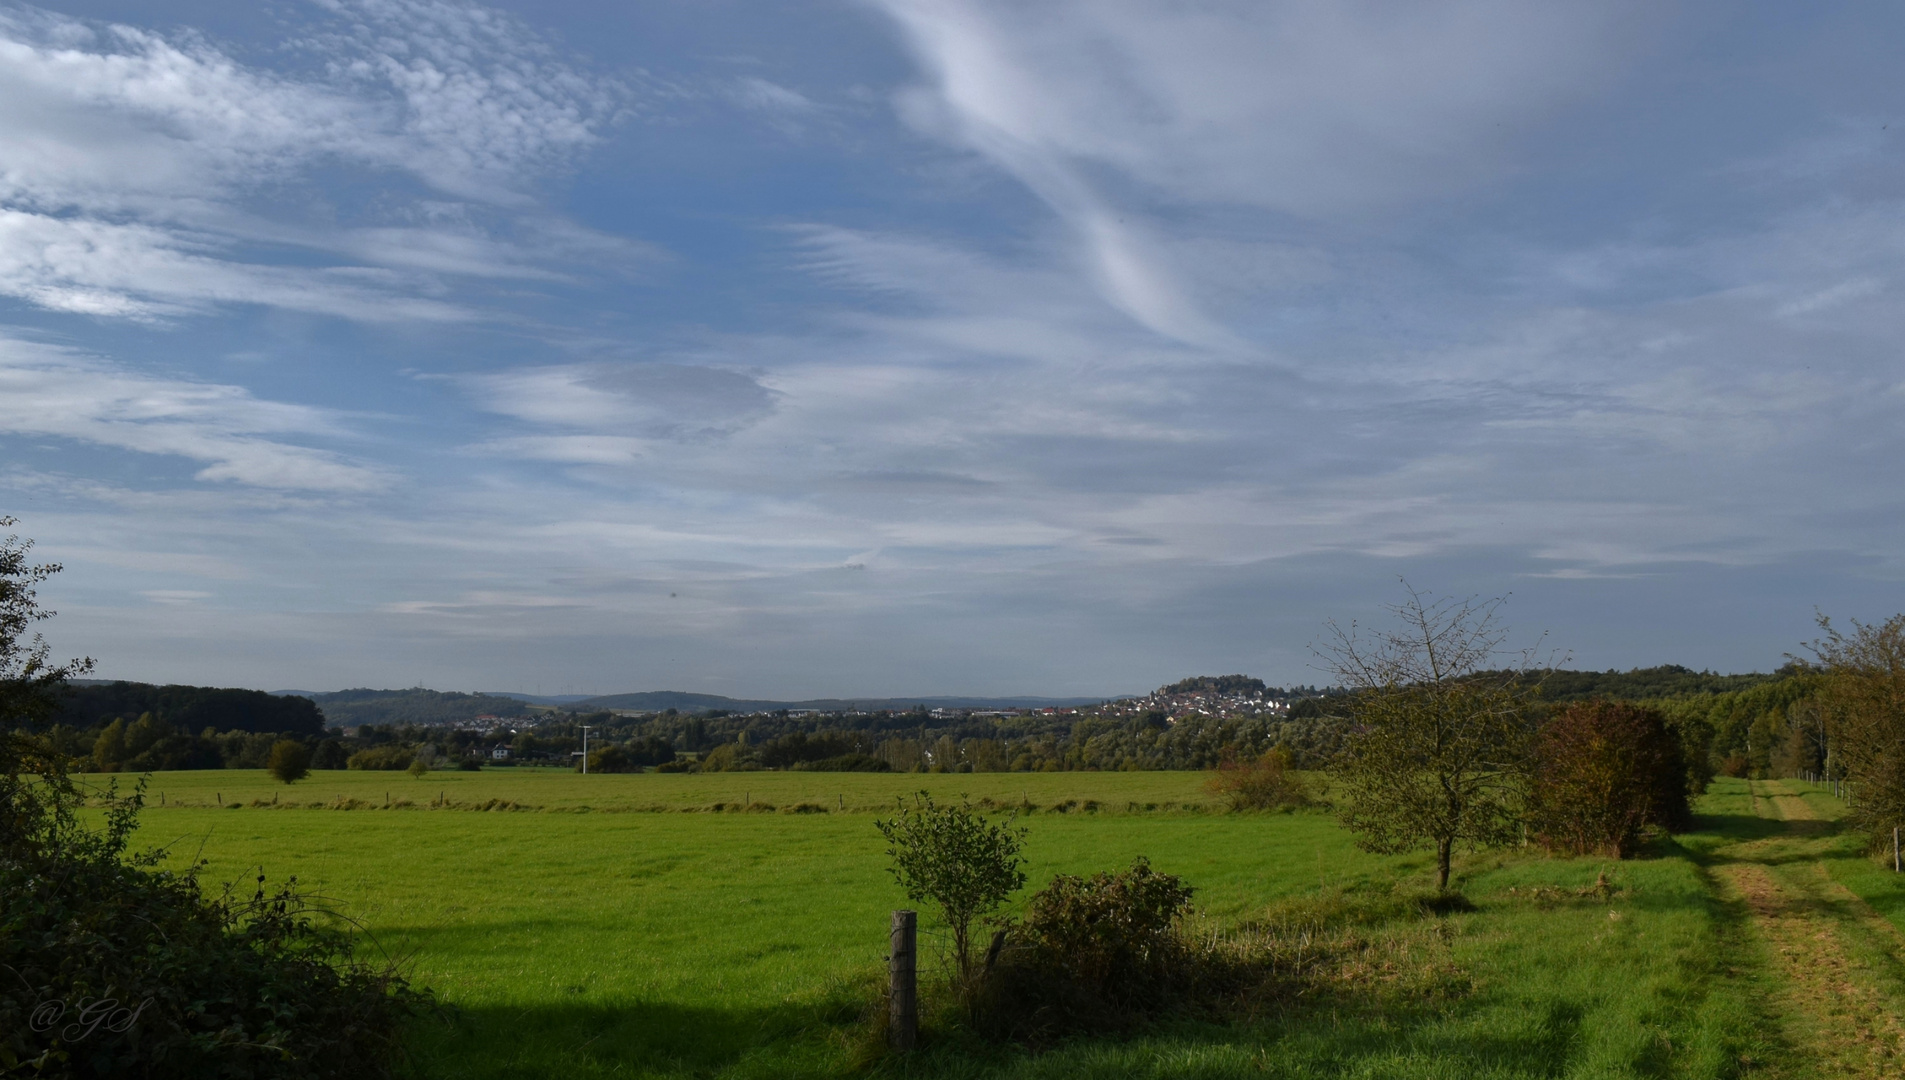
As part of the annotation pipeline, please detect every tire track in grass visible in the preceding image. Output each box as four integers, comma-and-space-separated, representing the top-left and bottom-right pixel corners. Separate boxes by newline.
1712, 780, 1905, 1076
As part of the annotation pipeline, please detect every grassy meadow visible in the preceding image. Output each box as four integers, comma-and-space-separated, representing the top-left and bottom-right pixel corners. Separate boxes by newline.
97, 769, 1905, 1078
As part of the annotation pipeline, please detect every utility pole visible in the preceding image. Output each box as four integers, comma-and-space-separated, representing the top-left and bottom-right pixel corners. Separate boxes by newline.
580, 725, 593, 775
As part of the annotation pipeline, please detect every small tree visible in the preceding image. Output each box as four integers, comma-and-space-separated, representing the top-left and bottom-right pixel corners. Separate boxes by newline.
267, 739, 313, 784
1320, 583, 1546, 891
1528, 701, 1690, 857
876, 792, 1027, 986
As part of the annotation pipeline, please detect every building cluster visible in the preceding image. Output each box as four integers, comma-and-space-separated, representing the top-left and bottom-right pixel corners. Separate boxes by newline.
1097, 689, 1291, 722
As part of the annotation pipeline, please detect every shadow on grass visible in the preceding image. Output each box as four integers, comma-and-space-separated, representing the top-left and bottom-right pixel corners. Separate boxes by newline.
398, 970, 1613, 1080
1685, 812, 1790, 846
403, 995, 869, 1080
892, 984, 1589, 1080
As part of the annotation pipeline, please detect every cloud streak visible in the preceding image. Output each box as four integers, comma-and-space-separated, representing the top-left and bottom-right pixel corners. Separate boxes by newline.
0, 333, 386, 490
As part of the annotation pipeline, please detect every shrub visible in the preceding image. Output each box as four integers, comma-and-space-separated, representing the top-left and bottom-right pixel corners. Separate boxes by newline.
1206, 747, 1308, 810
875, 793, 1026, 987
979, 859, 1212, 1040
406, 759, 428, 778
583, 746, 635, 773
1528, 700, 1691, 858
1720, 752, 1749, 778
697, 743, 747, 772
266, 740, 311, 784
791, 753, 891, 772
976, 862, 1473, 1044
1, 744, 427, 1077
346, 745, 414, 771
625, 735, 677, 767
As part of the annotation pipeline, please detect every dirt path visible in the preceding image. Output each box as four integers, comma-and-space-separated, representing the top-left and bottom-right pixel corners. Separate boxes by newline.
1712, 780, 1905, 1076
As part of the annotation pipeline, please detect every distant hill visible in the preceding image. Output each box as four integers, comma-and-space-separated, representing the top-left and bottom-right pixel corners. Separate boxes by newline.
307, 689, 532, 728
478, 692, 599, 705
572, 691, 1113, 714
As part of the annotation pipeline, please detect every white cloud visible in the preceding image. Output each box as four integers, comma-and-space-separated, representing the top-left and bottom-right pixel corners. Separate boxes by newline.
0, 209, 466, 320
875, 0, 1629, 215
464, 362, 777, 442
866, 0, 1634, 343
0, 0, 634, 321
0, 333, 387, 491
730, 76, 819, 116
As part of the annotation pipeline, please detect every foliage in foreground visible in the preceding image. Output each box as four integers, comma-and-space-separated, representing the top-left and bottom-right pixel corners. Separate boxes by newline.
2, 517, 425, 1078
1, 807, 425, 1076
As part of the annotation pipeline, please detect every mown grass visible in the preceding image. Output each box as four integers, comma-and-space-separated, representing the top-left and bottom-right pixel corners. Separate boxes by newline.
119, 770, 1774, 1078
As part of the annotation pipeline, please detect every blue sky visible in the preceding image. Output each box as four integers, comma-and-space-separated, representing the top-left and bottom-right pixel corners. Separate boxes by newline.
3, 0, 1902, 696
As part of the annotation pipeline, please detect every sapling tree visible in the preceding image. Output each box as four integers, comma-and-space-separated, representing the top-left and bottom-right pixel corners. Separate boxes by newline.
1319, 583, 1548, 892
876, 792, 1027, 986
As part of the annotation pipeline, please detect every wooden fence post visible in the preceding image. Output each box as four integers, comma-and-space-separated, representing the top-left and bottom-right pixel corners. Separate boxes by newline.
1893, 827, 1899, 873
889, 909, 917, 1051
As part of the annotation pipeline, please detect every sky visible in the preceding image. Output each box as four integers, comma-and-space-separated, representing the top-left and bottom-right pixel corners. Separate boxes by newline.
3, 0, 1903, 697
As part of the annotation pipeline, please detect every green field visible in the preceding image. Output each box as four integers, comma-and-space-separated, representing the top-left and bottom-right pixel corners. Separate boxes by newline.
103, 771, 1905, 1078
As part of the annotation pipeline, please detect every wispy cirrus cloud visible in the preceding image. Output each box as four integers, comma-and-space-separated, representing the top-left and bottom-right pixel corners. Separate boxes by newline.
0, 333, 386, 491
865, 0, 1639, 344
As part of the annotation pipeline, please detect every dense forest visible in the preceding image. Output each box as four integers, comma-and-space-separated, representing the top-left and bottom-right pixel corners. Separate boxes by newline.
1520, 664, 1787, 702
59, 682, 323, 735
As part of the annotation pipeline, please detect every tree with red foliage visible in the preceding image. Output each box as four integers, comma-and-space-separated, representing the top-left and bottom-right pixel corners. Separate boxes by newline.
1529, 700, 1691, 857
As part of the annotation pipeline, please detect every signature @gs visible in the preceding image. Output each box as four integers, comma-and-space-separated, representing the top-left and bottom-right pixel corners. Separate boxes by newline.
29, 996, 153, 1041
